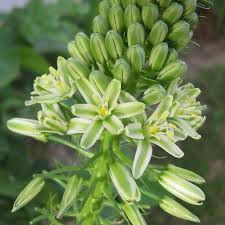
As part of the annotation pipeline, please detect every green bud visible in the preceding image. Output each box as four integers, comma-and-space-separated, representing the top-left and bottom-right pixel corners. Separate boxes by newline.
127, 23, 145, 46
184, 12, 199, 27
159, 171, 205, 205
7, 118, 47, 142
149, 42, 168, 71
142, 84, 166, 105
167, 164, 206, 184
67, 58, 91, 80
162, 2, 184, 25
105, 30, 124, 60
122, 203, 147, 225
164, 48, 178, 66
99, 0, 110, 19
75, 32, 95, 65
160, 196, 200, 223
57, 176, 82, 218
148, 20, 168, 46
109, 6, 125, 33
176, 31, 193, 51
137, 0, 153, 6
113, 58, 132, 84
183, 0, 197, 16
110, 0, 121, 6
124, 4, 141, 27
127, 44, 145, 73
142, 4, 159, 30
109, 161, 140, 203
158, 60, 187, 82
89, 70, 110, 94
159, 0, 172, 8
93, 15, 110, 35
12, 177, 45, 212
90, 33, 109, 64
121, 0, 136, 8
68, 41, 87, 65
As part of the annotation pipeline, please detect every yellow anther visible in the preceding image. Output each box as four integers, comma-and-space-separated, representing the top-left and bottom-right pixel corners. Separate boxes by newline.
148, 124, 159, 135
99, 106, 109, 118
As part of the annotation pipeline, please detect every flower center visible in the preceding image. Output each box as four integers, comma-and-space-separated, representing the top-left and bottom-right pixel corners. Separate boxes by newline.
98, 106, 110, 118
148, 124, 159, 135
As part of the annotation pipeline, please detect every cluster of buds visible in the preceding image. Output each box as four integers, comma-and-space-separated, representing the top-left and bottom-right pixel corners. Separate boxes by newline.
7, 0, 209, 224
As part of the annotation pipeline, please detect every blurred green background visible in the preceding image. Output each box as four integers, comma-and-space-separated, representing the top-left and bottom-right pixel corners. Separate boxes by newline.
0, 0, 224, 224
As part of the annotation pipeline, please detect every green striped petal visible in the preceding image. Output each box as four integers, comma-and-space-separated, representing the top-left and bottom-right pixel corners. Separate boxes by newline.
150, 135, 184, 158
71, 104, 98, 119
103, 115, 124, 135
132, 140, 153, 179
81, 120, 104, 149
67, 118, 91, 135
103, 79, 121, 110
113, 102, 145, 119
125, 123, 144, 140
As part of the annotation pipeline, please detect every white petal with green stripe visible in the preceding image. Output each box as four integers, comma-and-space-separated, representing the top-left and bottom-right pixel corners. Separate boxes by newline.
71, 104, 98, 119
67, 118, 91, 135
103, 115, 124, 135
125, 123, 144, 139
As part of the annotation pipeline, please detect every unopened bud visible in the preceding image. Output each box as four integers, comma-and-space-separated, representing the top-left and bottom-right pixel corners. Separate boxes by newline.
124, 4, 141, 27
105, 30, 124, 60
164, 48, 178, 66
93, 15, 110, 35
110, 0, 121, 6
183, 0, 197, 16
99, 0, 110, 19
109, 5, 125, 33
121, 0, 136, 8
148, 20, 168, 46
142, 4, 159, 30
159, 0, 172, 8
184, 12, 199, 27
127, 23, 145, 46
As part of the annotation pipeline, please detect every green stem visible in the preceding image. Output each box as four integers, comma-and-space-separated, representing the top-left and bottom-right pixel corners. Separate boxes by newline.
48, 135, 94, 158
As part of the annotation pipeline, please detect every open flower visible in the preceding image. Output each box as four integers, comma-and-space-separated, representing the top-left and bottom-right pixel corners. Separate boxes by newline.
67, 76, 145, 149
125, 95, 184, 179
25, 57, 76, 106
168, 81, 206, 141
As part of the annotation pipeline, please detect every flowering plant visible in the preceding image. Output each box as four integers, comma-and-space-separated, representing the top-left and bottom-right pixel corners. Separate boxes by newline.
7, 0, 209, 224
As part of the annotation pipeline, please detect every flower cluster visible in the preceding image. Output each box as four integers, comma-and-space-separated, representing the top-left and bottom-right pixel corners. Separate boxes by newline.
7, 0, 209, 224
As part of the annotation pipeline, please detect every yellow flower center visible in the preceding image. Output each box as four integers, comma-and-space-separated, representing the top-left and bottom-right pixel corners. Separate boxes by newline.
99, 106, 109, 118
148, 124, 159, 135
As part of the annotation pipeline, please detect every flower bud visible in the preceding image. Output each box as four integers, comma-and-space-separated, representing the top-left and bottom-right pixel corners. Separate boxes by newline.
12, 177, 45, 212
68, 41, 87, 65
183, 0, 197, 16
75, 32, 95, 65
176, 31, 193, 51
148, 20, 168, 46
142, 4, 159, 30
142, 84, 166, 105
149, 42, 168, 71
67, 58, 91, 80
89, 70, 110, 94
113, 58, 132, 84
105, 30, 124, 60
109, 5, 125, 33
164, 48, 178, 66
127, 44, 145, 73
158, 60, 187, 82
90, 33, 109, 64
7, 118, 47, 142
184, 12, 199, 27
159, 196, 200, 223
169, 20, 191, 41
167, 164, 206, 184
109, 161, 140, 203
127, 23, 145, 46
162, 2, 184, 25
159, 0, 172, 8
121, 0, 136, 8
99, 0, 110, 19
159, 171, 205, 205
124, 4, 141, 27
122, 203, 147, 225
110, 0, 121, 6
93, 15, 110, 35
57, 176, 82, 218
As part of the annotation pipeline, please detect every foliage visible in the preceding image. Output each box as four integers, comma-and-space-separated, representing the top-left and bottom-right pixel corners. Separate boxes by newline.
7, 0, 210, 224
214, 0, 225, 33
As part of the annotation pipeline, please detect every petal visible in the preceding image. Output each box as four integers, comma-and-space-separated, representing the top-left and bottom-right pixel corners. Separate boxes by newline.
80, 120, 104, 149
103, 79, 121, 110
113, 102, 145, 119
125, 123, 144, 139
103, 115, 124, 135
71, 104, 98, 119
67, 118, 91, 135
171, 117, 201, 140
150, 135, 184, 158
75, 76, 102, 106
132, 140, 153, 179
